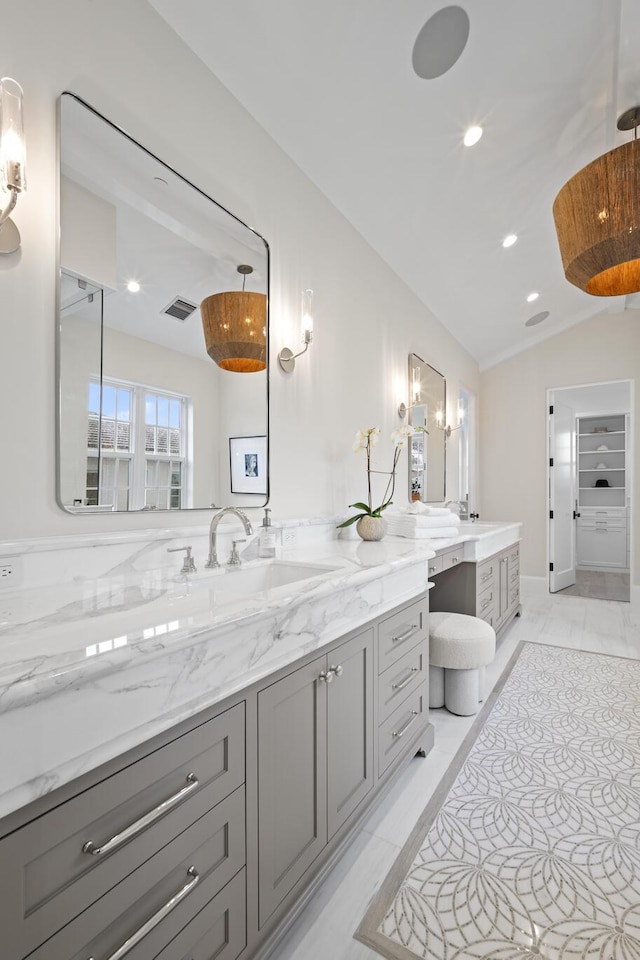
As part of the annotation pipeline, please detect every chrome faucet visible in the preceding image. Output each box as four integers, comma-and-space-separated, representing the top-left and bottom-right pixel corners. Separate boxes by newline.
445, 499, 469, 520
205, 507, 253, 568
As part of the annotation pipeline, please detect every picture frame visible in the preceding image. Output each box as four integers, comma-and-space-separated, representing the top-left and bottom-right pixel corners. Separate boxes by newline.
229, 435, 267, 494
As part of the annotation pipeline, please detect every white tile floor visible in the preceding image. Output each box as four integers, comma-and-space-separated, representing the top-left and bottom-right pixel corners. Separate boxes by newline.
272, 592, 640, 960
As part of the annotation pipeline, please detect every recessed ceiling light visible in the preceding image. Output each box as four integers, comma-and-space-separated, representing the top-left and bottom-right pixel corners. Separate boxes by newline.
525, 311, 550, 327
526, 292, 539, 302
127, 280, 140, 293
463, 125, 483, 147
502, 234, 518, 248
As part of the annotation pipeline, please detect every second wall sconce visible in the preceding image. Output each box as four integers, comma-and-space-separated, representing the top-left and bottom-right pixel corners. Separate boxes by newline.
0, 77, 27, 255
278, 288, 313, 372
435, 401, 464, 438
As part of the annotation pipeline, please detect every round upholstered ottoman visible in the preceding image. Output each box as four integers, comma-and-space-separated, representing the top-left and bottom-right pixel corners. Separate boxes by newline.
429, 612, 496, 716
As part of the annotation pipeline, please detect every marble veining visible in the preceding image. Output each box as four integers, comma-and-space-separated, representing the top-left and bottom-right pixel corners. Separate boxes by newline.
0, 520, 519, 820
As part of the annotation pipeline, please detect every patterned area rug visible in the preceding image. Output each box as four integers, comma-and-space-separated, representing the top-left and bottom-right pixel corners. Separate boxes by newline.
356, 642, 640, 960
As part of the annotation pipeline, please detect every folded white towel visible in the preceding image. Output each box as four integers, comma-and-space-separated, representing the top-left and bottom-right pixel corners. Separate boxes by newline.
412, 513, 460, 528
386, 517, 460, 539
424, 506, 452, 517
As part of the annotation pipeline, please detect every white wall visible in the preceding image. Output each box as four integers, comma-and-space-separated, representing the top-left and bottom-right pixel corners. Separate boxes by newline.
480, 309, 639, 586
1, 0, 478, 544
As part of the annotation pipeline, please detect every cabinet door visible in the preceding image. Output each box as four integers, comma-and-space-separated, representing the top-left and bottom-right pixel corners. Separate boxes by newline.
327, 628, 374, 840
257, 657, 328, 927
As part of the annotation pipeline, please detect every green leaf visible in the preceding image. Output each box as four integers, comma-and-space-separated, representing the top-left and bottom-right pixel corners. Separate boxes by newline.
336, 514, 366, 528
349, 501, 371, 512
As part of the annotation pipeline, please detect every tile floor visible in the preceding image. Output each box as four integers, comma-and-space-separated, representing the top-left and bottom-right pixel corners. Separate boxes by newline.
272, 592, 640, 960
557, 569, 630, 602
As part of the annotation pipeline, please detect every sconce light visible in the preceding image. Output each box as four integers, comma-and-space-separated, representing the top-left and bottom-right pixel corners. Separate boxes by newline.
0, 77, 26, 255
200, 264, 267, 373
278, 288, 313, 372
397, 402, 407, 419
435, 401, 464, 438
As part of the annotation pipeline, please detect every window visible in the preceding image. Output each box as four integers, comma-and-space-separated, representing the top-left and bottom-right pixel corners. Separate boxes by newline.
87, 378, 188, 510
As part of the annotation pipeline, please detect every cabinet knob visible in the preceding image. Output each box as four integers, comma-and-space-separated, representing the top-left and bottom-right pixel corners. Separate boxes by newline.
330, 664, 343, 678
318, 670, 333, 684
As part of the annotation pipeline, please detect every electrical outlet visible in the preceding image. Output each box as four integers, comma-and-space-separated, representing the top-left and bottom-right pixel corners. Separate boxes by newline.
282, 527, 298, 547
0, 556, 23, 589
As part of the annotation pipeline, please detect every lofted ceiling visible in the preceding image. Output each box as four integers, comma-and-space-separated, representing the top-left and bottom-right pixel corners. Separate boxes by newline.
150, 0, 640, 368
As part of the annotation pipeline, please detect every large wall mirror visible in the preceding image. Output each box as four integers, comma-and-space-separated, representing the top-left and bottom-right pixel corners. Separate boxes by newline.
57, 93, 269, 514
407, 354, 446, 503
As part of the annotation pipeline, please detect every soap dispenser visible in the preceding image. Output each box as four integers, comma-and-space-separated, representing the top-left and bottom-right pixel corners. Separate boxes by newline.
258, 508, 276, 558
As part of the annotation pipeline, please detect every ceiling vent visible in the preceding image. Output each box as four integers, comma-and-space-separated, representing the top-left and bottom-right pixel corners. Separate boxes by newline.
162, 297, 198, 322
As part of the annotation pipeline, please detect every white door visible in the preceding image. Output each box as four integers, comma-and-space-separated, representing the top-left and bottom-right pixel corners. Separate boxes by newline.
549, 400, 576, 592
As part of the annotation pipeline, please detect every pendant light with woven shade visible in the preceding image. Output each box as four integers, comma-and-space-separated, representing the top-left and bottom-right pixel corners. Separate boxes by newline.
200, 264, 267, 373
553, 107, 640, 297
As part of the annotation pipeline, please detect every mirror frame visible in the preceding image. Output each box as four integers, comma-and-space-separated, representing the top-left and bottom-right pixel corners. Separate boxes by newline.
407, 353, 446, 503
56, 92, 270, 514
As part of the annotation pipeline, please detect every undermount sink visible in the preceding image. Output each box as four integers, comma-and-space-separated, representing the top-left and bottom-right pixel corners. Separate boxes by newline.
170, 560, 341, 604
212, 560, 340, 594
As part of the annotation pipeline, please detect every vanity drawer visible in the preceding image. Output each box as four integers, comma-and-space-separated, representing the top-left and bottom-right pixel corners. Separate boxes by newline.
507, 543, 520, 565
476, 557, 497, 595
508, 561, 520, 587
152, 868, 246, 960
378, 646, 426, 724
476, 587, 496, 620
439, 547, 463, 571
378, 683, 428, 777
30, 789, 246, 960
427, 555, 443, 578
1, 702, 245, 960
508, 583, 520, 610
378, 598, 427, 674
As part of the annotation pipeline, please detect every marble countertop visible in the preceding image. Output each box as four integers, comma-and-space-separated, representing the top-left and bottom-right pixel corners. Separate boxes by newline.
0, 521, 520, 819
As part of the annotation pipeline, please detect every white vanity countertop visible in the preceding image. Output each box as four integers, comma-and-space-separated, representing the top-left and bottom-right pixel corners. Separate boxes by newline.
0, 521, 520, 819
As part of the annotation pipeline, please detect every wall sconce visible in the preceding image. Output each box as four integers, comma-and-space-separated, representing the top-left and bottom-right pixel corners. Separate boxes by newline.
278, 288, 313, 372
435, 401, 464, 438
0, 77, 26, 255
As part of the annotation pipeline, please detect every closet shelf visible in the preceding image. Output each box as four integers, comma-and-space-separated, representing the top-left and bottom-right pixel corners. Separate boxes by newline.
579, 468, 625, 473
578, 430, 625, 437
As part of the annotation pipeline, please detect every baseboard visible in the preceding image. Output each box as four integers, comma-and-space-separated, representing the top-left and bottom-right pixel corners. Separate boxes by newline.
520, 575, 547, 599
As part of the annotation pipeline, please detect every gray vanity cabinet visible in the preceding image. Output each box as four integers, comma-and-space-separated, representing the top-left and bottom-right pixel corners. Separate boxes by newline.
257, 627, 374, 927
429, 542, 520, 635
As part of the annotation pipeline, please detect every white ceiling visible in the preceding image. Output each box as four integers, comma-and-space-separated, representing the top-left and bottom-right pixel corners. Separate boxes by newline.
149, 0, 640, 369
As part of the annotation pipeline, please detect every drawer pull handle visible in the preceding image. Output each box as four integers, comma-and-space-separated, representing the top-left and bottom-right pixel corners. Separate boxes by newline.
510, 553, 518, 561
429, 565, 438, 574
392, 667, 419, 691
87, 866, 199, 960
392, 624, 419, 645
480, 570, 492, 582
393, 710, 419, 739
481, 597, 492, 610
450, 556, 459, 563
82, 773, 199, 856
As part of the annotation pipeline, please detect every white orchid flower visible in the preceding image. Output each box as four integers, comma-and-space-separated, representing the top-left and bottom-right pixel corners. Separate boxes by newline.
391, 424, 415, 448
